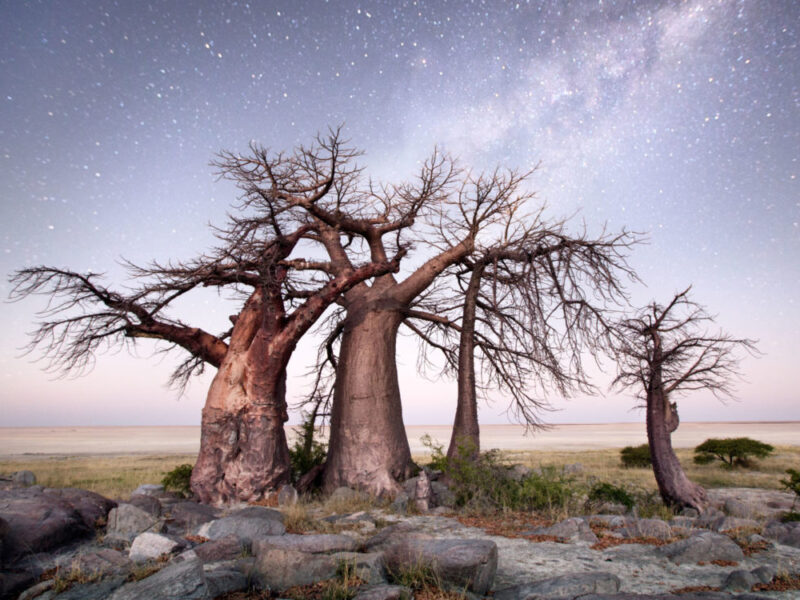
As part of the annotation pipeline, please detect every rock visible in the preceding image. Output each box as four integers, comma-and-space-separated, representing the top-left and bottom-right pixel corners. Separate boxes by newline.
46, 575, 127, 600
128, 494, 162, 517
414, 469, 434, 513
253, 547, 337, 591
66, 547, 132, 575
706, 515, 760, 533
723, 568, 759, 591
725, 498, 763, 519
618, 518, 673, 540
750, 564, 776, 584
50, 488, 116, 529
0, 487, 93, 563
596, 502, 628, 515
430, 481, 456, 508
131, 484, 165, 497
17, 579, 54, 600
763, 520, 800, 548
11, 471, 36, 487
353, 584, 412, 600
203, 561, 249, 597
656, 530, 744, 564
193, 535, 243, 563
164, 501, 218, 533
680, 507, 700, 518
331, 551, 387, 584
129, 532, 185, 562
196, 506, 285, 548
494, 572, 621, 600
107, 503, 162, 540
0, 570, 37, 600
530, 517, 598, 544
109, 556, 207, 600
277, 484, 299, 506
383, 536, 497, 595
253, 533, 357, 554
390, 493, 409, 514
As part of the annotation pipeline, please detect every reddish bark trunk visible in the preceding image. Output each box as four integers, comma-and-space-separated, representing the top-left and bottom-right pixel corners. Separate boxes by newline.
323, 304, 414, 495
647, 341, 708, 512
447, 263, 484, 461
191, 289, 292, 504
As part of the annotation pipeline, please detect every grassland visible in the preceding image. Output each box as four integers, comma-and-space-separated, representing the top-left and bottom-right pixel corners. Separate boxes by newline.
1, 444, 797, 500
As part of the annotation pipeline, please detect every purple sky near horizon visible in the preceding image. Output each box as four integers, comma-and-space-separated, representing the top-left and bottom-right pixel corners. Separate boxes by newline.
1, 0, 798, 428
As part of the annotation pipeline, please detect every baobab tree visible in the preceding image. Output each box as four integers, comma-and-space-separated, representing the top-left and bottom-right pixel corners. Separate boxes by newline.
612, 287, 758, 511
218, 140, 538, 495
432, 219, 639, 461
9, 133, 403, 504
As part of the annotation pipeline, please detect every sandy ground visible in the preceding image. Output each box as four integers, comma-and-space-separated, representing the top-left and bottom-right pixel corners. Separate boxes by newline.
0, 422, 797, 457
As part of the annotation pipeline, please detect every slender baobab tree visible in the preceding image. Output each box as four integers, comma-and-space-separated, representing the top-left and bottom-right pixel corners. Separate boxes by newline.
612, 288, 757, 511
9, 132, 403, 504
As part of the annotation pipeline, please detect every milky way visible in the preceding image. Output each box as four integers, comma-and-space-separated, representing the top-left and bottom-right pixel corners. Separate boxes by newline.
1, 0, 797, 426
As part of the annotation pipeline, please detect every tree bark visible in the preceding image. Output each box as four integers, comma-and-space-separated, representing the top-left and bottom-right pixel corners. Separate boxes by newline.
191, 289, 291, 505
447, 263, 484, 461
647, 341, 708, 512
323, 303, 414, 495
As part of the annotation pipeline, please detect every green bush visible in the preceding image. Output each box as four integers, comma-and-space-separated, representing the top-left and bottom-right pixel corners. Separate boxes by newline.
588, 482, 635, 510
288, 412, 327, 483
693, 437, 774, 469
161, 463, 193, 497
421, 435, 578, 515
781, 468, 800, 498
620, 444, 652, 468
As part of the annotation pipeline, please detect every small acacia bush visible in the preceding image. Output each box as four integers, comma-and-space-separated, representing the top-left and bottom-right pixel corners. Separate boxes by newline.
620, 444, 652, 468
161, 463, 193, 497
781, 468, 800, 521
693, 437, 774, 469
288, 413, 327, 483
588, 482, 635, 511
422, 435, 578, 515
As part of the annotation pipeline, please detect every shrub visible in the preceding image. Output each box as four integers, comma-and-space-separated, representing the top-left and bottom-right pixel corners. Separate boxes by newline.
693, 437, 775, 469
289, 411, 327, 483
588, 482, 635, 510
780, 468, 800, 518
620, 444, 652, 468
161, 463, 193, 497
421, 435, 578, 516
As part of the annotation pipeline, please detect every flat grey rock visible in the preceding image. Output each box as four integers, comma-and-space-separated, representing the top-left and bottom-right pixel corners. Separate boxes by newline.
108, 557, 207, 600
107, 503, 162, 540
253, 533, 357, 554
129, 532, 184, 562
530, 517, 598, 544
656, 530, 744, 565
131, 484, 165, 498
196, 508, 285, 548
331, 551, 387, 584
494, 572, 621, 600
253, 547, 337, 591
353, 584, 412, 600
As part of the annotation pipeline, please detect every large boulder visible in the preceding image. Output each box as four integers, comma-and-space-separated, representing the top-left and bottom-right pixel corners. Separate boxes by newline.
617, 518, 673, 541
108, 556, 207, 600
353, 584, 412, 600
106, 503, 162, 541
196, 506, 285, 549
331, 551, 387, 585
192, 535, 243, 563
129, 532, 185, 562
763, 520, 800, 548
494, 572, 621, 600
253, 547, 338, 591
656, 530, 744, 564
163, 501, 218, 534
0, 487, 109, 563
382, 536, 497, 595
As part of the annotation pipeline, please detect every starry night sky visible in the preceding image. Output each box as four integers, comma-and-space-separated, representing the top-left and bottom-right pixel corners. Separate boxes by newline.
1, 0, 798, 427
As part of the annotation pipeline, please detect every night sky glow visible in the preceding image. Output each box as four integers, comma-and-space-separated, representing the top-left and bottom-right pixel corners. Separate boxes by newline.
1, 0, 797, 427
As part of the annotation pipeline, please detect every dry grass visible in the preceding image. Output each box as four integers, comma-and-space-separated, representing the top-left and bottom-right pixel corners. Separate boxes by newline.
1, 443, 796, 502
0, 454, 196, 499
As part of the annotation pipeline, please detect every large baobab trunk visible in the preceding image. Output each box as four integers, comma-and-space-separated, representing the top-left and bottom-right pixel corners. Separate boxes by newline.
447, 263, 484, 461
192, 290, 291, 504
323, 306, 414, 495
646, 366, 708, 512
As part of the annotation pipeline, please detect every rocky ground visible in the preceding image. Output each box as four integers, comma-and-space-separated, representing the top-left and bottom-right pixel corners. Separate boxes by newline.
1, 470, 799, 600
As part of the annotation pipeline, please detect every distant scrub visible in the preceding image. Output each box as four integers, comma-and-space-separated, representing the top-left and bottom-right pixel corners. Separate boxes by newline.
620, 444, 652, 468
693, 437, 774, 469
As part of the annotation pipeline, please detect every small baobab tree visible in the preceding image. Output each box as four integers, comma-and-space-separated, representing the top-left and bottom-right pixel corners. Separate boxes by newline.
9, 131, 403, 504
612, 287, 758, 511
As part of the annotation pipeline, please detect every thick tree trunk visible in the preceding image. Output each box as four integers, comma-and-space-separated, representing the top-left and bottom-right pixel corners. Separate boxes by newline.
447, 264, 483, 461
323, 305, 414, 495
647, 369, 708, 512
191, 289, 291, 505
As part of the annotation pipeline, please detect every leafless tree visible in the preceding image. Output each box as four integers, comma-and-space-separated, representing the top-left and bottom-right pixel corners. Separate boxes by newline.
9, 130, 402, 505
612, 287, 758, 511
419, 215, 639, 461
